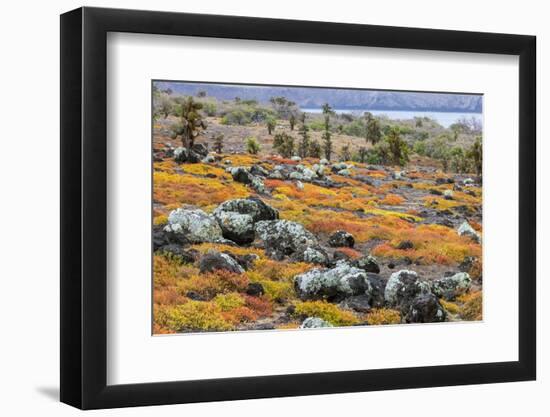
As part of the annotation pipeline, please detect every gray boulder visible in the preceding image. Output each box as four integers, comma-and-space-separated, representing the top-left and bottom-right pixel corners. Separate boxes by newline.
384, 270, 432, 312
230, 167, 266, 193
300, 317, 333, 329
289, 171, 304, 181
328, 230, 355, 248
213, 197, 278, 244
351, 255, 380, 274
164, 208, 223, 243
302, 246, 329, 264
255, 219, 326, 263
199, 251, 244, 274
432, 272, 472, 300
294, 261, 376, 302
250, 164, 269, 177
405, 293, 447, 323
457, 221, 481, 243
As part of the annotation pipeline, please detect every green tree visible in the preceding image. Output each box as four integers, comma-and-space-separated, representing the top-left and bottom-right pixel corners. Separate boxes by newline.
366, 117, 382, 145
246, 136, 261, 155
386, 127, 409, 166
270, 96, 296, 118
357, 146, 368, 163
322, 103, 335, 160
309, 140, 322, 158
273, 132, 295, 158
170, 96, 207, 148
297, 113, 310, 158
289, 113, 296, 131
340, 144, 351, 162
467, 136, 482, 176
266, 117, 276, 135
213, 133, 224, 154
450, 147, 469, 173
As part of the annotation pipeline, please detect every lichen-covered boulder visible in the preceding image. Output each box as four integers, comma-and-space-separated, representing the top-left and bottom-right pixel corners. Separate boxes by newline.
250, 164, 269, 177
328, 230, 355, 248
312, 164, 325, 177
199, 251, 244, 274
384, 270, 432, 312
405, 293, 447, 323
164, 208, 223, 243
230, 167, 266, 193
337, 168, 351, 177
289, 171, 304, 181
457, 221, 481, 243
213, 198, 278, 244
320, 158, 330, 165
432, 272, 472, 300
302, 246, 329, 265
300, 317, 333, 328
255, 220, 326, 263
351, 255, 380, 274
294, 262, 375, 302
152, 224, 190, 250
301, 167, 317, 181
173, 147, 189, 163
173, 144, 208, 163
331, 162, 349, 172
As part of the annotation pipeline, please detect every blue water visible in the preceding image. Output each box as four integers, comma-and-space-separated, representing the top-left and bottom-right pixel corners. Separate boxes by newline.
301, 108, 482, 128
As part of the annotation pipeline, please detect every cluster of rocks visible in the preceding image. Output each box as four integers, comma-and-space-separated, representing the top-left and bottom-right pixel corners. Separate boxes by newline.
295, 266, 473, 327
173, 143, 209, 164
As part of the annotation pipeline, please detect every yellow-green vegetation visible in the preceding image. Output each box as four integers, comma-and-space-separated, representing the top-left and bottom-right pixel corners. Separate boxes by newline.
365, 308, 402, 325
155, 301, 233, 332
457, 291, 482, 321
293, 301, 360, 326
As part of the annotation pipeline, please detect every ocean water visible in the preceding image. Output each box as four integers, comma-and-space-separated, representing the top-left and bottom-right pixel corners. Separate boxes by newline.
301, 108, 482, 128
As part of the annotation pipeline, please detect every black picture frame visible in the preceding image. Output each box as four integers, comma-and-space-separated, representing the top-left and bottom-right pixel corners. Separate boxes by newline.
60, 6, 536, 410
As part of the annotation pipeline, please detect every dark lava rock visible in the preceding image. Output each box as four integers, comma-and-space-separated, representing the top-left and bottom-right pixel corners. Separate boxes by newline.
328, 230, 355, 248
157, 244, 197, 264
152, 224, 189, 250
340, 295, 372, 312
351, 255, 380, 274
429, 189, 443, 195
231, 167, 255, 184
333, 250, 352, 262
396, 240, 414, 250
199, 251, 244, 274
230, 253, 260, 270
246, 282, 265, 297
186, 291, 206, 301
384, 270, 432, 313
294, 262, 372, 302
213, 197, 278, 244
255, 220, 327, 264
250, 164, 270, 177
405, 293, 447, 323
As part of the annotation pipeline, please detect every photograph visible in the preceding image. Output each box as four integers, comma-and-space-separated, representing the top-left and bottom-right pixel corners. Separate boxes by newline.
152, 81, 483, 334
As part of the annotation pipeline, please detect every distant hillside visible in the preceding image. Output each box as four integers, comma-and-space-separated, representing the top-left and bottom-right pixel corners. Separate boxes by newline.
154, 81, 482, 113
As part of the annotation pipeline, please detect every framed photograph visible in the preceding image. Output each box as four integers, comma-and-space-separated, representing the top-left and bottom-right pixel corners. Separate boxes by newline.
60, 6, 536, 409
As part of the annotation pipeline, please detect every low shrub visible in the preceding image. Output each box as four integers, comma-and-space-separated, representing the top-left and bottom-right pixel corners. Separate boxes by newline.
457, 291, 482, 321
293, 301, 360, 326
365, 308, 401, 325
155, 301, 233, 332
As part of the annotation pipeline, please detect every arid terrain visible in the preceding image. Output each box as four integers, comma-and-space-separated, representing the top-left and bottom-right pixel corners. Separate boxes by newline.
152, 87, 483, 334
